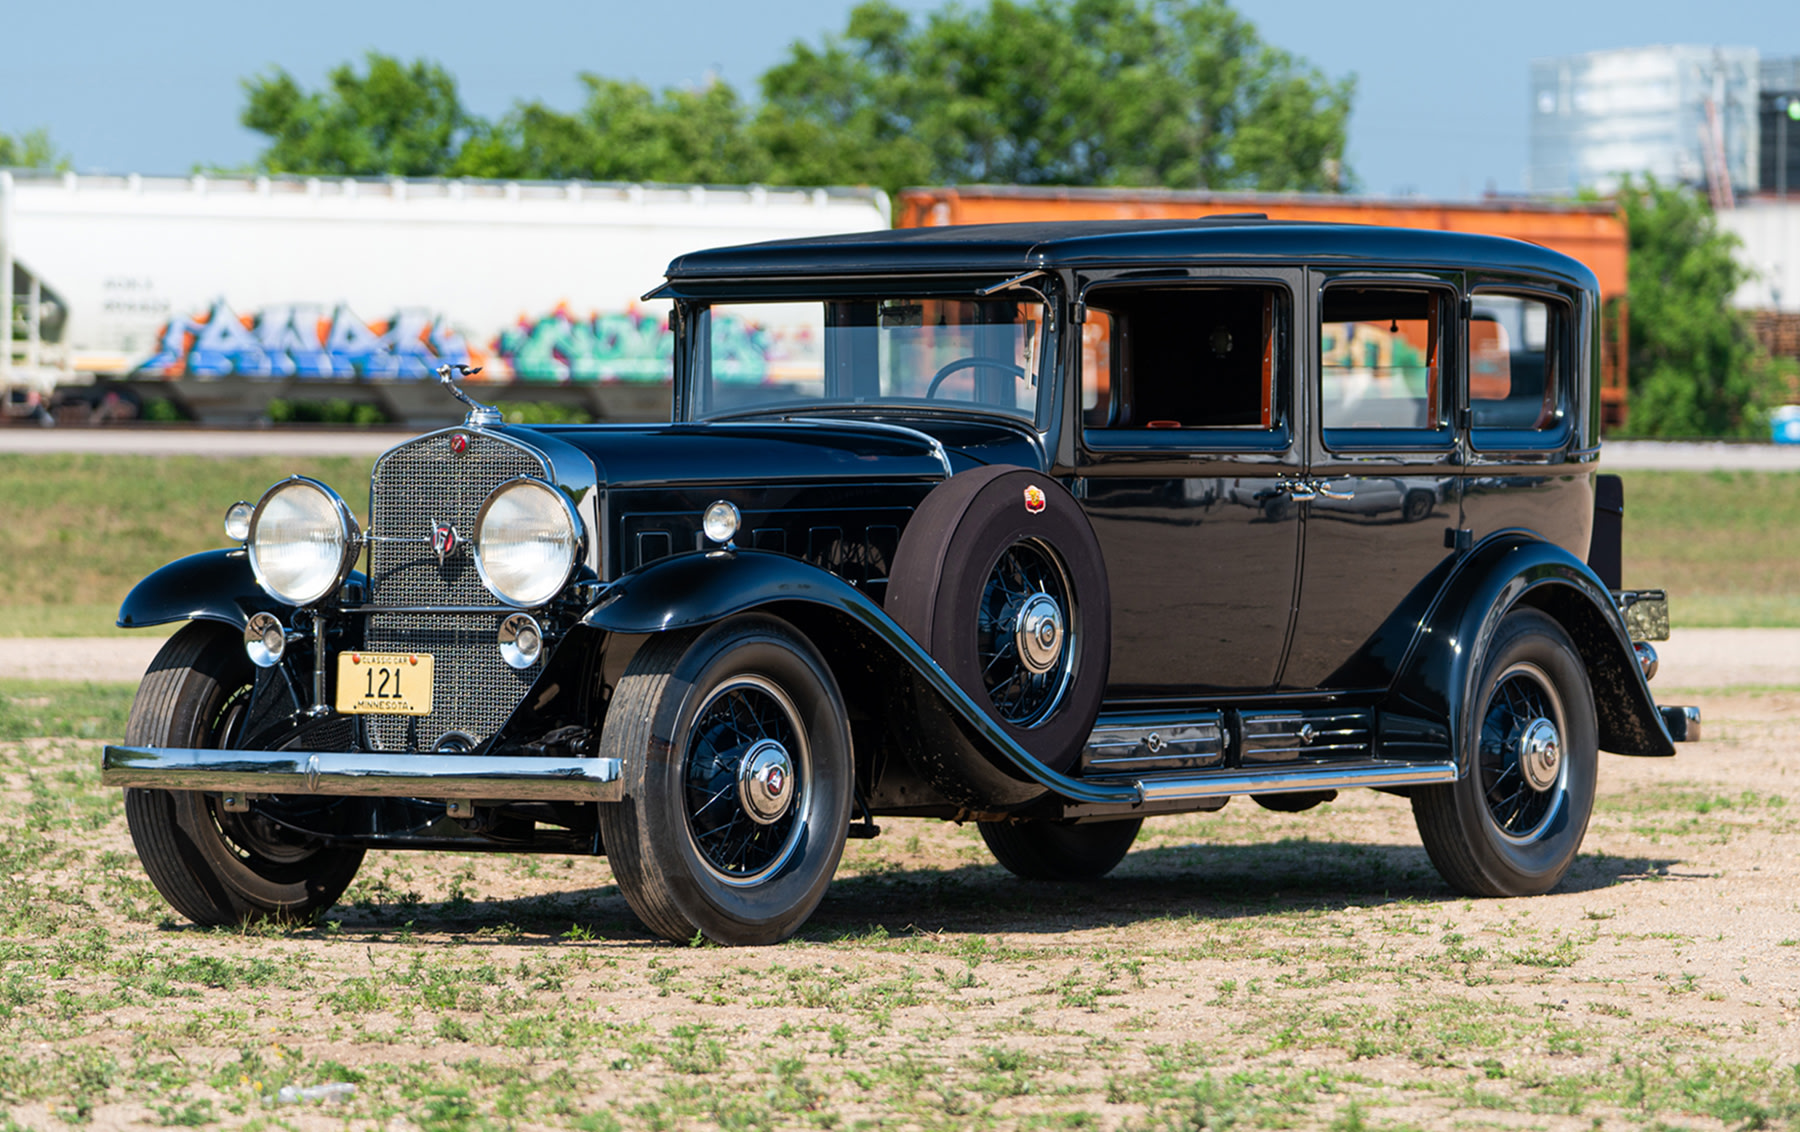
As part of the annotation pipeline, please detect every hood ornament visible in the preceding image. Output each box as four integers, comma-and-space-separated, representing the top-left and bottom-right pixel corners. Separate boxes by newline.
436, 363, 503, 429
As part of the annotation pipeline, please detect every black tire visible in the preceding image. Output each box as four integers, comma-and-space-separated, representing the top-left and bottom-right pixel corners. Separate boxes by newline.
1411, 609, 1598, 897
123, 623, 365, 925
887, 466, 1110, 773
979, 817, 1142, 881
596, 615, 853, 945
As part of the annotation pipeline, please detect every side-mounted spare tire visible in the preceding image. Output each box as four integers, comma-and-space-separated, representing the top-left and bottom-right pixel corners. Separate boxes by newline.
887, 465, 1110, 774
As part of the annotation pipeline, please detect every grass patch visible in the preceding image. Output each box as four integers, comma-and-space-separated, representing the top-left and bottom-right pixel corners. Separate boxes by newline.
0, 457, 1789, 633
0, 453, 374, 637
1618, 470, 1800, 627
0, 680, 134, 740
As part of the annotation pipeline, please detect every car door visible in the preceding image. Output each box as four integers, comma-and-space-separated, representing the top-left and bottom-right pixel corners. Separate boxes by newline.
1459, 279, 1593, 558
1072, 269, 1304, 697
1285, 270, 1466, 690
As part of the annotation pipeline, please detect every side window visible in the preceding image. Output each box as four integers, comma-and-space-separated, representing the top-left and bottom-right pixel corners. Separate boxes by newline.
1081, 286, 1282, 435
1469, 293, 1564, 436
1319, 287, 1448, 436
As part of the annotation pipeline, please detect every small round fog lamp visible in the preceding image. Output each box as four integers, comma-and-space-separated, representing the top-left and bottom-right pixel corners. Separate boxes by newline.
702, 500, 741, 545
244, 611, 287, 668
224, 501, 254, 542
498, 612, 544, 671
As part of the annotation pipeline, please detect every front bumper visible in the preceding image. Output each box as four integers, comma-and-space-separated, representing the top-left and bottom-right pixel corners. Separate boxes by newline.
102, 746, 623, 802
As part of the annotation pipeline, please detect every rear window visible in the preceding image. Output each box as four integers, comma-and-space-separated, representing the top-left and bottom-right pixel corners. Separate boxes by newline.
1469, 293, 1565, 439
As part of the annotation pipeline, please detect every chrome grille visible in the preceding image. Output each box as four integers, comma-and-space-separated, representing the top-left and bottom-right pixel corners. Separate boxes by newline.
364, 431, 548, 752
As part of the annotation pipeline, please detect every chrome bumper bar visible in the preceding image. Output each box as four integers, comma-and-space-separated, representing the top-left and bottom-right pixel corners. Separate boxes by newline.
101, 746, 623, 803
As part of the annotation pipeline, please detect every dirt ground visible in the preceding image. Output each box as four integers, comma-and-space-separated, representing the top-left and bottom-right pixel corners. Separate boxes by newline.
0, 656, 1794, 1128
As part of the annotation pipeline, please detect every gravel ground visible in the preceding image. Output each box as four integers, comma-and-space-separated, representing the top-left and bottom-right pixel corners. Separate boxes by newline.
5, 628, 1790, 690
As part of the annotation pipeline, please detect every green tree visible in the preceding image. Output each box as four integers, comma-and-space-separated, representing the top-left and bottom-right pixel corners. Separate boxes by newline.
1618, 176, 1791, 437
235, 1, 1353, 195
0, 128, 66, 170
753, 0, 1353, 193
457, 77, 771, 184
242, 53, 472, 176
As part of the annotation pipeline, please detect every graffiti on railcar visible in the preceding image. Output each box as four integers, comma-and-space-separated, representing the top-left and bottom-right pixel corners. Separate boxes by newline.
134, 301, 478, 379
132, 299, 813, 384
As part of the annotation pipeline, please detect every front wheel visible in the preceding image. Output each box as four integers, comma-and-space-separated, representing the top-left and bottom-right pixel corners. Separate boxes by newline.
597, 615, 853, 945
1411, 609, 1597, 897
124, 623, 365, 925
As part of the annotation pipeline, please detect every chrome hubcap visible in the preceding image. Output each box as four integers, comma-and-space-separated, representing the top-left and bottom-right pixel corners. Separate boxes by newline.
1014, 592, 1066, 675
1518, 717, 1562, 792
737, 738, 796, 825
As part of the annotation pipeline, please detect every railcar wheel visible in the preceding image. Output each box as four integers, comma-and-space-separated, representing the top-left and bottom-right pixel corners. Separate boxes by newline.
887, 466, 1110, 773
979, 817, 1142, 881
123, 623, 365, 925
597, 615, 853, 945
1411, 609, 1598, 897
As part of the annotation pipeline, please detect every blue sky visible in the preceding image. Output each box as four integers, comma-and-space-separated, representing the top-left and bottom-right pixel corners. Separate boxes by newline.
2, 0, 1794, 198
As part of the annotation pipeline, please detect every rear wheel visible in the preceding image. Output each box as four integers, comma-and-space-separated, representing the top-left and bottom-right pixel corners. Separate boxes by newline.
124, 623, 365, 925
979, 817, 1142, 881
1411, 609, 1597, 897
597, 615, 853, 945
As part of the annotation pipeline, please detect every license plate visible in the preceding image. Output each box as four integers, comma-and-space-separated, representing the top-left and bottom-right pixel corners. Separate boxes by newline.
336, 652, 434, 715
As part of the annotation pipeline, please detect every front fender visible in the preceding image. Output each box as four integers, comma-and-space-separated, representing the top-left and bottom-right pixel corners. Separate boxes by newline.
581, 550, 1138, 807
1390, 534, 1674, 764
117, 549, 367, 633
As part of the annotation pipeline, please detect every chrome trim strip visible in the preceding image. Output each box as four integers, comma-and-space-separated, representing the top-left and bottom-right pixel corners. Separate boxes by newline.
1121, 760, 1458, 803
792, 418, 955, 477
102, 746, 622, 802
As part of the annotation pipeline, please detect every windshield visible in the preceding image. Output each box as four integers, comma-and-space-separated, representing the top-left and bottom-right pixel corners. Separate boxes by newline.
691, 296, 1050, 422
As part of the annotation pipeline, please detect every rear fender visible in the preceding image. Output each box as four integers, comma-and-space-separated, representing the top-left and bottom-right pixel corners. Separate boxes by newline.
581, 549, 1138, 809
117, 549, 305, 631
1389, 533, 1673, 765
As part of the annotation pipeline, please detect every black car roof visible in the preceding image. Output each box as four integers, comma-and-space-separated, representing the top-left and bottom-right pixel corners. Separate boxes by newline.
659, 218, 1597, 291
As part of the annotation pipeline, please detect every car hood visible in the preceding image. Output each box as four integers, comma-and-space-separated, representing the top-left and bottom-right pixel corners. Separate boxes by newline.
520, 418, 1032, 488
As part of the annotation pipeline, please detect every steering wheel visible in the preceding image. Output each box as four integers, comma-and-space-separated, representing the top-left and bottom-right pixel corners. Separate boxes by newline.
924, 356, 1028, 399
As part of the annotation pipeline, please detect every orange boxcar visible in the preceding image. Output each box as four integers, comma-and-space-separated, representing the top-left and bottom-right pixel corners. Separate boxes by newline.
898, 186, 1630, 428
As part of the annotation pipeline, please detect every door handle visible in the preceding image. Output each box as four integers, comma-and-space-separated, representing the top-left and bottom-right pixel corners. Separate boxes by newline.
1279, 479, 1316, 501
1313, 481, 1354, 501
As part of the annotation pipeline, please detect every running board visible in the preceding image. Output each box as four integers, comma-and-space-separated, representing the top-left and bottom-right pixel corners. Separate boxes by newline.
1061, 759, 1457, 818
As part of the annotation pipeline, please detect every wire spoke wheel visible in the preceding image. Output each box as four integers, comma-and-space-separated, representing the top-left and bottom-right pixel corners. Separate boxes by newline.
597, 615, 853, 946
682, 676, 810, 884
1477, 662, 1567, 841
976, 538, 1076, 727
1411, 609, 1597, 898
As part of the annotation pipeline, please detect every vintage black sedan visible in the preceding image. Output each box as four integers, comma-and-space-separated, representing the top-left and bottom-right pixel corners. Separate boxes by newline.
103, 219, 1697, 945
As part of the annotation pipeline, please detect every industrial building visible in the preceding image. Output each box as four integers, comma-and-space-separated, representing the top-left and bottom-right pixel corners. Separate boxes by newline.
1530, 46, 1799, 201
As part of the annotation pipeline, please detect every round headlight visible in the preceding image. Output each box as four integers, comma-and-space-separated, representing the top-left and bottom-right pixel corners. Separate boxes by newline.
223, 500, 254, 542
474, 478, 582, 607
247, 478, 360, 606
702, 500, 741, 545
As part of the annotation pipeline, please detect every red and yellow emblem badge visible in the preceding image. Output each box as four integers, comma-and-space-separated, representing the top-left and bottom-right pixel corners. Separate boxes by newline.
1023, 485, 1047, 514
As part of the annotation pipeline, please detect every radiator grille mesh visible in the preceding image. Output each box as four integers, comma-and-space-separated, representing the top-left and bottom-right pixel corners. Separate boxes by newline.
364, 431, 547, 752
